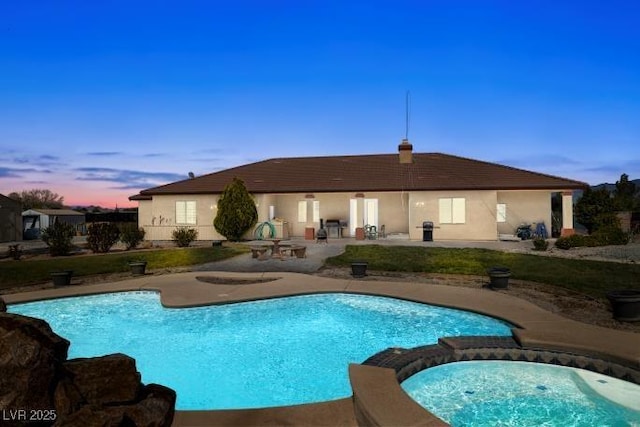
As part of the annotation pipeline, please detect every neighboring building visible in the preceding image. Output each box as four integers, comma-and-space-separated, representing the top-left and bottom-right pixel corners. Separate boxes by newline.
22, 209, 86, 239
129, 141, 587, 241
0, 194, 22, 242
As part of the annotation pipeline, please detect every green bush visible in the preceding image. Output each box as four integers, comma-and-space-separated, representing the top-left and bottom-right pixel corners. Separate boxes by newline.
120, 224, 146, 250
555, 234, 586, 250
213, 177, 258, 241
172, 227, 198, 247
592, 224, 629, 246
555, 227, 628, 250
532, 238, 548, 251
87, 223, 121, 253
41, 222, 76, 256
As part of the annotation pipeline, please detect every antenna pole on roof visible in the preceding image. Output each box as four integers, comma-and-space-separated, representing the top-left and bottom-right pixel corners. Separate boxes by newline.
405, 90, 411, 140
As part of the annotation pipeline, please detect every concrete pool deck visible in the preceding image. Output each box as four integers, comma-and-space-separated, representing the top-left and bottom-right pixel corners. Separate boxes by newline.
4, 271, 640, 426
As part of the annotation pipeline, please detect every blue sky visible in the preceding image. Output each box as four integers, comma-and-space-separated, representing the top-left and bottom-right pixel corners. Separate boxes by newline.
1, 0, 638, 207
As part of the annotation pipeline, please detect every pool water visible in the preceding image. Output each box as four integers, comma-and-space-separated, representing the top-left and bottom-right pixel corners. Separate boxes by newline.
9, 292, 512, 410
402, 361, 640, 426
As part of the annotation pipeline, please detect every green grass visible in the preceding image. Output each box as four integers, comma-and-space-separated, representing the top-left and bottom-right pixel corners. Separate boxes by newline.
326, 245, 639, 298
0, 245, 247, 289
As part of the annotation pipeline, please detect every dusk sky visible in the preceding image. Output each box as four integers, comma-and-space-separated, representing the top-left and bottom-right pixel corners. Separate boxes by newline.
1, 1, 638, 208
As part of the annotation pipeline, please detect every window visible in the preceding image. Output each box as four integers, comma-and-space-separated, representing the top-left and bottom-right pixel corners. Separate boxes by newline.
176, 201, 196, 224
497, 203, 507, 223
439, 198, 465, 224
298, 201, 307, 222
313, 200, 320, 223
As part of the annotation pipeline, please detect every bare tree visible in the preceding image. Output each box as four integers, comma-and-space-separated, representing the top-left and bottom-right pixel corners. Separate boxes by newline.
8, 189, 65, 210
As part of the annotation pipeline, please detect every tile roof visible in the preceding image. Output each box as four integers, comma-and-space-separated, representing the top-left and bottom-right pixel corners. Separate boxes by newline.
129, 152, 587, 199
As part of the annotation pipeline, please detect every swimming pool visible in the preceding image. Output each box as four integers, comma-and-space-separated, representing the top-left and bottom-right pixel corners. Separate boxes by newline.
402, 361, 640, 426
9, 291, 512, 410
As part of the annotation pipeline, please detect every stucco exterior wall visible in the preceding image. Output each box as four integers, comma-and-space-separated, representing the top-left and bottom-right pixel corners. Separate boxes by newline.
139, 194, 224, 241
257, 192, 409, 238
408, 190, 499, 240
136, 189, 553, 242
496, 190, 552, 236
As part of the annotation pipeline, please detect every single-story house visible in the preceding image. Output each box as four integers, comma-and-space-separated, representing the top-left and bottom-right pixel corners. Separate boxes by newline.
22, 209, 86, 239
0, 194, 22, 242
129, 141, 587, 241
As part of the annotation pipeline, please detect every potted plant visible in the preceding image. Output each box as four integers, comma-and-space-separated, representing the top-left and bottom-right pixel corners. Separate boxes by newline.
128, 259, 148, 275
51, 270, 73, 286
351, 261, 368, 278
606, 289, 640, 322
7, 244, 22, 260
487, 266, 511, 289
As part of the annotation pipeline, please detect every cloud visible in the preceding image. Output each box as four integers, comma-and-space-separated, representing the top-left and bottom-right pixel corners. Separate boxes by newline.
8, 154, 62, 167
0, 166, 48, 178
86, 152, 123, 156
74, 167, 188, 190
581, 159, 640, 176
495, 154, 583, 168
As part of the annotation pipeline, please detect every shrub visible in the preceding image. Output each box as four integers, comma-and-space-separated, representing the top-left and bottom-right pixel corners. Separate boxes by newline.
41, 221, 76, 256
120, 224, 146, 250
592, 224, 629, 246
214, 177, 258, 241
554, 234, 587, 250
532, 238, 548, 251
172, 227, 198, 247
87, 223, 121, 253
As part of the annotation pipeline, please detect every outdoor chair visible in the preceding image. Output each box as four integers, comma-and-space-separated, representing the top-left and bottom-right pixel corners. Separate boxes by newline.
364, 224, 377, 240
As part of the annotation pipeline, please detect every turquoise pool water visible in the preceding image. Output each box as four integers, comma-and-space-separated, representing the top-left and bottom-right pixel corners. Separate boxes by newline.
9, 291, 512, 410
402, 361, 640, 426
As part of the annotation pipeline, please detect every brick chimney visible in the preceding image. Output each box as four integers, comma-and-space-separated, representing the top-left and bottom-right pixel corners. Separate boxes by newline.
398, 138, 413, 163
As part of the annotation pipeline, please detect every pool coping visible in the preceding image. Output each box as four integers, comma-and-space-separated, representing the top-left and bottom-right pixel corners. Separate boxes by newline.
4, 271, 640, 426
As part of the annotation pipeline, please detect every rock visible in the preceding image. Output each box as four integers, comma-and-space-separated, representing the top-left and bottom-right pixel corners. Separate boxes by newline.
0, 312, 69, 411
63, 354, 141, 405
0, 297, 6, 312
53, 404, 126, 427
119, 384, 176, 427
0, 312, 70, 360
57, 385, 176, 427
54, 377, 86, 417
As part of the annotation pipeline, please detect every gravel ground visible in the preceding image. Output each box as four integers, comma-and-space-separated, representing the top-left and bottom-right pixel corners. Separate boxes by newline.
510, 241, 640, 264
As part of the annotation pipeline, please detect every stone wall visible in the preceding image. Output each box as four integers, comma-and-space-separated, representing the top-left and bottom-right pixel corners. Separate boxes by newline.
0, 297, 176, 427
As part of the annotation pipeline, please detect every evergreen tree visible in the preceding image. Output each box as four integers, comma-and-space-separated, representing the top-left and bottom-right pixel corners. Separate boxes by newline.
574, 187, 615, 234
613, 173, 636, 211
213, 178, 258, 241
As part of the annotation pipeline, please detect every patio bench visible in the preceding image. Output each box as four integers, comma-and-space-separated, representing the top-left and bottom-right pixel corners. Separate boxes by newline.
250, 246, 270, 259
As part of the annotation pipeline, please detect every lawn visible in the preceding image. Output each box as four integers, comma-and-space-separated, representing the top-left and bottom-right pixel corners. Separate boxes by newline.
325, 245, 639, 298
0, 245, 247, 290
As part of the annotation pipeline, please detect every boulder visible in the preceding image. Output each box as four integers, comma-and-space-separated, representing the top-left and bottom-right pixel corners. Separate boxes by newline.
0, 312, 69, 411
52, 404, 126, 427
53, 377, 86, 417
63, 354, 141, 405
120, 384, 177, 427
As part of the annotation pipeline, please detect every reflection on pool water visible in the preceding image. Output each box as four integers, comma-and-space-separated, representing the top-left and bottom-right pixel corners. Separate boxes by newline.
402, 361, 640, 427
9, 291, 512, 410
